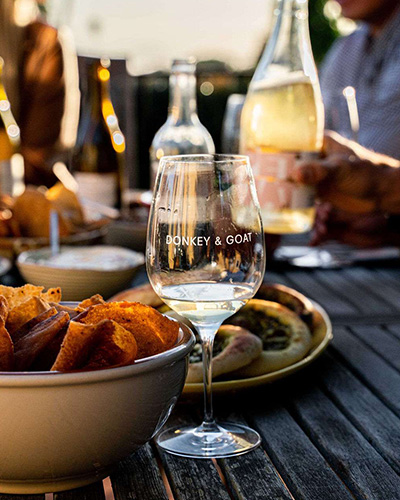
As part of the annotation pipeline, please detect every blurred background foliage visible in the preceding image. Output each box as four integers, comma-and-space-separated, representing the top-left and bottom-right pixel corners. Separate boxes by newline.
310, 0, 340, 63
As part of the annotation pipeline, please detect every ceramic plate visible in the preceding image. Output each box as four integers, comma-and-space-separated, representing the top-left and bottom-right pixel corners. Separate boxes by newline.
183, 301, 332, 395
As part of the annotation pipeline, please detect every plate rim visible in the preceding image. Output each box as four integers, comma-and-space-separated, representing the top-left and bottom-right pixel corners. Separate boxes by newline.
182, 300, 332, 394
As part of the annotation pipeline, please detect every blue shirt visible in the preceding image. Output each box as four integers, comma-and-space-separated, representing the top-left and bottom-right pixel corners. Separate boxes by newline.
320, 7, 400, 159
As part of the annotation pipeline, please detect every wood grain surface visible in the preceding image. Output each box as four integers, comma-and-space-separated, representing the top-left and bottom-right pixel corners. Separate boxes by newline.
2, 265, 400, 500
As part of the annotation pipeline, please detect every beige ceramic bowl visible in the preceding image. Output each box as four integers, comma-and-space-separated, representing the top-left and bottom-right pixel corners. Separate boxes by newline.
0, 321, 194, 494
16, 246, 145, 301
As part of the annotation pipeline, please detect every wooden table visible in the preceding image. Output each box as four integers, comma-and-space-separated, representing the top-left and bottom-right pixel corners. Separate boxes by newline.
2, 264, 400, 500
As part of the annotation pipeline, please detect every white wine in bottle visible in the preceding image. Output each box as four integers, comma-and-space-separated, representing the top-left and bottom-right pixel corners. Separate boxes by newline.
240, 0, 324, 234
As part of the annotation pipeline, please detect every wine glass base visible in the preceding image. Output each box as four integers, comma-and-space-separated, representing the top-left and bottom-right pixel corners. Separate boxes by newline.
155, 422, 261, 459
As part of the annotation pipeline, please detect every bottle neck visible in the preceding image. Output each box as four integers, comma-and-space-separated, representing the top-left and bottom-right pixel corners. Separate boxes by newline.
86, 68, 103, 118
168, 71, 198, 125
85, 62, 126, 152
252, 0, 316, 84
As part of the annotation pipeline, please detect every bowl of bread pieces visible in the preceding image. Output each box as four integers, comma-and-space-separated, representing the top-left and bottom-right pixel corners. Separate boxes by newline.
0, 284, 194, 494
113, 282, 332, 393
0, 183, 108, 259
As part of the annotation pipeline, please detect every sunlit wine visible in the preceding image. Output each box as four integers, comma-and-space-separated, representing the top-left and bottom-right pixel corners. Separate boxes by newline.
160, 282, 254, 325
259, 206, 315, 235
241, 80, 321, 234
146, 154, 265, 458
240, 0, 324, 235
241, 77, 322, 153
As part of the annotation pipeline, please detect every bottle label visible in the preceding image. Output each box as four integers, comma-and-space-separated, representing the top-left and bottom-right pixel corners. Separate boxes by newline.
75, 172, 118, 207
247, 150, 317, 211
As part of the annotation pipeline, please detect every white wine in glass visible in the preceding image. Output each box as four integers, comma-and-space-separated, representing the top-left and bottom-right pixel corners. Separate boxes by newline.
146, 154, 265, 458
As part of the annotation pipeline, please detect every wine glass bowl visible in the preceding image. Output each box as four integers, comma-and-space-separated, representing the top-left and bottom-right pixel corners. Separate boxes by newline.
146, 154, 265, 458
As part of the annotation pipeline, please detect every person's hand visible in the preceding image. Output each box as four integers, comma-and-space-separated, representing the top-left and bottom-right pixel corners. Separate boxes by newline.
293, 131, 400, 214
311, 202, 398, 247
292, 131, 400, 247
294, 153, 380, 214
319, 131, 400, 167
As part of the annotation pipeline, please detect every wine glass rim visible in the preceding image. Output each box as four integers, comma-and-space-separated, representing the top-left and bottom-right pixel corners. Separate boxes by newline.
160, 154, 249, 164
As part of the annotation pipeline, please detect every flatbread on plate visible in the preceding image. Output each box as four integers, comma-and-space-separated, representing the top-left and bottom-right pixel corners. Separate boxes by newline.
187, 325, 262, 383
227, 299, 312, 377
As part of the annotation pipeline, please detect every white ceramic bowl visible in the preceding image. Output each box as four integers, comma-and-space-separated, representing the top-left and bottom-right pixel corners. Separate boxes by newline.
0, 321, 195, 494
16, 246, 145, 301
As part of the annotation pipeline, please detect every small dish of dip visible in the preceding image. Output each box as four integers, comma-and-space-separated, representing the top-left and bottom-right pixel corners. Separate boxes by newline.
17, 246, 145, 301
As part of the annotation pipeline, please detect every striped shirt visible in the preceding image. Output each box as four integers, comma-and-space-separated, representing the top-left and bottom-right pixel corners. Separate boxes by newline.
320, 7, 400, 159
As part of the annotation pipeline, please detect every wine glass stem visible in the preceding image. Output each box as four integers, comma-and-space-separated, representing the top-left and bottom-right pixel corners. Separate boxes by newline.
195, 324, 219, 430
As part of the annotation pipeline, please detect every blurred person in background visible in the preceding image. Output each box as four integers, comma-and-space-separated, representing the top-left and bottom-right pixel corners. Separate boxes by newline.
0, 0, 78, 187
293, 131, 400, 247
300, 0, 400, 248
321, 0, 400, 159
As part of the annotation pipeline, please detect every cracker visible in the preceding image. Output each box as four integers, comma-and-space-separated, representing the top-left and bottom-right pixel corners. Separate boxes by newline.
0, 284, 62, 310
14, 311, 69, 371
6, 297, 50, 335
0, 323, 13, 371
78, 302, 179, 359
51, 319, 137, 371
11, 307, 58, 344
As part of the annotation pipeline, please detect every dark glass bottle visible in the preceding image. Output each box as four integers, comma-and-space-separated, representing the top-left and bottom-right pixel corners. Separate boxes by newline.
0, 57, 23, 196
71, 59, 126, 208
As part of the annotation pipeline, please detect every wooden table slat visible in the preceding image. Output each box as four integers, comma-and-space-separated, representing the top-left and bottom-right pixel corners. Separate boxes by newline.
341, 268, 398, 313
282, 271, 358, 317
357, 268, 400, 310
350, 325, 400, 372
375, 268, 400, 286
313, 270, 380, 315
264, 272, 295, 288
331, 326, 400, 416
207, 412, 294, 500
249, 404, 354, 500
54, 482, 105, 500
289, 385, 400, 500
386, 323, 400, 340
317, 352, 400, 475
157, 412, 231, 500
219, 447, 294, 500
111, 444, 169, 500
160, 453, 231, 500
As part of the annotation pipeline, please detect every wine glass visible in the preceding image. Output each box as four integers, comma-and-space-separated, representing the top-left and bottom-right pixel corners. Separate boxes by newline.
146, 154, 265, 458
221, 94, 245, 154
